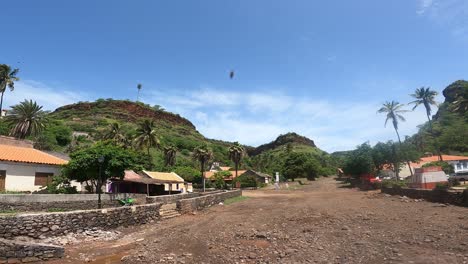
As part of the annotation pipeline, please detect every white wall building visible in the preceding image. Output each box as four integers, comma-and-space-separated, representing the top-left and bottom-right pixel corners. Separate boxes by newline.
0, 139, 69, 192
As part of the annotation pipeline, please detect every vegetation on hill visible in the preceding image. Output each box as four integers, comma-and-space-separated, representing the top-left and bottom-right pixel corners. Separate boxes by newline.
407, 80, 468, 155
246, 133, 337, 179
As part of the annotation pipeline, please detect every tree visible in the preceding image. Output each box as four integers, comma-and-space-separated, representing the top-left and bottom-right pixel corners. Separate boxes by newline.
409, 87, 443, 161
228, 142, 244, 179
377, 101, 413, 177
137, 83, 142, 102
192, 145, 213, 192
0, 64, 19, 114
283, 152, 320, 181
6, 100, 48, 139
102, 122, 128, 147
343, 143, 375, 178
63, 142, 145, 208
163, 145, 177, 167
134, 119, 159, 156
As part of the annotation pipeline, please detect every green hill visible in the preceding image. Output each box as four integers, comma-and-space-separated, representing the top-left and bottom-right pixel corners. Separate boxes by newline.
245, 133, 336, 177
407, 80, 468, 155
0, 98, 335, 178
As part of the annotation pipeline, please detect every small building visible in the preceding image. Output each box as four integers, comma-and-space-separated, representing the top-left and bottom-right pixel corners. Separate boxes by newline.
204, 162, 247, 182
397, 154, 468, 178
0, 142, 69, 192
142, 171, 192, 194
407, 166, 448, 189
106, 170, 169, 196
238, 170, 272, 184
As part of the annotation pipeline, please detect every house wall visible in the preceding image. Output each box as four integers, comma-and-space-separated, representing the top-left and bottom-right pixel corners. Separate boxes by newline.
451, 160, 468, 173
0, 161, 64, 192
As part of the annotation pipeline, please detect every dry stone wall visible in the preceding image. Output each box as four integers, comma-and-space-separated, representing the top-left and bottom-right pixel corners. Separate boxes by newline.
0, 203, 162, 239
382, 187, 468, 206
0, 193, 146, 212
146, 192, 200, 204
0, 239, 64, 263
177, 190, 242, 214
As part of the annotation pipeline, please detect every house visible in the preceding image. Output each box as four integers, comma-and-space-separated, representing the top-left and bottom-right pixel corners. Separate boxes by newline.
106, 170, 172, 196
204, 163, 246, 182
0, 137, 69, 192
399, 154, 468, 177
238, 170, 272, 184
142, 171, 192, 194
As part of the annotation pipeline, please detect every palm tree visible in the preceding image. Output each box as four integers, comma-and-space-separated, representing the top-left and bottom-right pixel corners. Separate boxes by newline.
6, 100, 48, 139
137, 83, 142, 102
409, 87, 443, 161
102, 122, 128, 147
229, 142, 244, 180
134, 119, 159, 156
377, 101, 413, 177
192, 145, 213, 192
163, 145, 177, 167
0, 64, 20, 114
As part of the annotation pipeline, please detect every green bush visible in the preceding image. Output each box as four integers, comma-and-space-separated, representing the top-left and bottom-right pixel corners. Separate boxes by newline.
233, 174, 257, 188
173, 166, 202, 183
422, 161, 454, 174
381, 179, 408, 189
434, 182, 449, 190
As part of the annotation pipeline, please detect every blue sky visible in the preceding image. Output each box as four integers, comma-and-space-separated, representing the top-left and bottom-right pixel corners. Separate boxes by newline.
1, 0, 468, 152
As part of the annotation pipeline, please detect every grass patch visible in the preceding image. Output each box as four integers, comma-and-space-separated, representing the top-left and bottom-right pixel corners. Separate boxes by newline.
46, 208, 69, 212
0, 209, 17, 215
224, 196, 250, 205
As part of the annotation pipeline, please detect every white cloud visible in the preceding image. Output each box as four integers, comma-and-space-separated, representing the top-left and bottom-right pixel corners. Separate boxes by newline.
417, 0, 434, 15
144, 87, 436, 152
2, 80, 87, 111
417, 0, 468, 39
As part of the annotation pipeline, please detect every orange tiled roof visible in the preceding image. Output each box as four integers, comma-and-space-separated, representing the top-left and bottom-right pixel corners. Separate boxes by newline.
0, 144, 68, 166
411, 155, 468, 168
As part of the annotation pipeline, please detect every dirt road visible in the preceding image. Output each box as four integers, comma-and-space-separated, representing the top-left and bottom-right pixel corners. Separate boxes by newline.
53, 177, 468, 264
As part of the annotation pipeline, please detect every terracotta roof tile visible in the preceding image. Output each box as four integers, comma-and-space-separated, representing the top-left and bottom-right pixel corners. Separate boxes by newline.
0, 144, 68, 166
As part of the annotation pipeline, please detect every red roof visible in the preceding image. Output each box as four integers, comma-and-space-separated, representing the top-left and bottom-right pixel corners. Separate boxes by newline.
411, 155, 468, 168
0, 144, 68, 166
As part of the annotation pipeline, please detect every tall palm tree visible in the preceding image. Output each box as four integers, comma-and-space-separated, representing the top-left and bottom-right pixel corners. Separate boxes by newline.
102, 122, 128, 147
0, 64, 20, 114
6, 100, 48, 139
377, 101, 413, 177
229, 142, 244, 180
134, 119, 159, 156
192, 145, 213, 192
163, 145, 177, 167
409, 87, 443, 161
136, 83, 142, 102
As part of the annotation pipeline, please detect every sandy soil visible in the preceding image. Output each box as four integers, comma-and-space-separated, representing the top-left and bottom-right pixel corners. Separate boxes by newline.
51, 177, 468, 264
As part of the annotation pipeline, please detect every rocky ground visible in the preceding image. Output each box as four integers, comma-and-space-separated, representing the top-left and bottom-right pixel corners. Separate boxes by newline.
50, 177, 468, 264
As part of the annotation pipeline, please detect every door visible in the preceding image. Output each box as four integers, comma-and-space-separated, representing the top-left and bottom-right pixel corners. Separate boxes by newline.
0, 170, 6, 192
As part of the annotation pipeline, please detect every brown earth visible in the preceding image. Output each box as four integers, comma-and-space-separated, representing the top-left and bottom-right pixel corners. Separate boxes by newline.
51, 177, 468, 264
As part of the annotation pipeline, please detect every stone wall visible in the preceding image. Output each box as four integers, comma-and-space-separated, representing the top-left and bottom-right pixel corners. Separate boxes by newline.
0, 202, 162, 239
146, 192, 200, 204
177, 190, 242, 214
0, 239, 64, 263
381, 187, 468, 206
0, 193, 147, 212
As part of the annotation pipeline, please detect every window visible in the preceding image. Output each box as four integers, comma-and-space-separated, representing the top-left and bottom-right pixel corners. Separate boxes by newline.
457, 163, 462, 170
34, 172, 53, 186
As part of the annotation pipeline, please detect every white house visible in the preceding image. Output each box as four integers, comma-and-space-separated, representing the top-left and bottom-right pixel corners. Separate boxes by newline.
0, 137, 69, 192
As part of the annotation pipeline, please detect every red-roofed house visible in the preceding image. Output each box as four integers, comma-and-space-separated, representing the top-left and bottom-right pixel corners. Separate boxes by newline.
0, 136, 69, 192
397, 154, 468, 178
